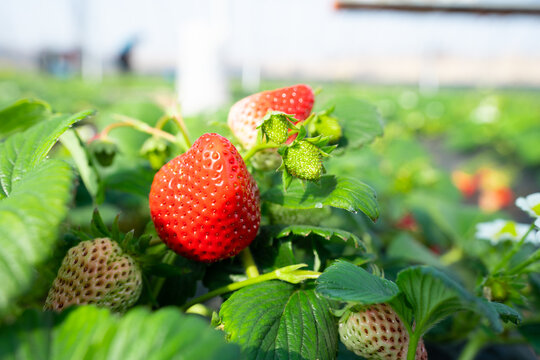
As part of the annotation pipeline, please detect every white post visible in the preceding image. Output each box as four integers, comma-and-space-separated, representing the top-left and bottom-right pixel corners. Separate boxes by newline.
176, 0, 230, 116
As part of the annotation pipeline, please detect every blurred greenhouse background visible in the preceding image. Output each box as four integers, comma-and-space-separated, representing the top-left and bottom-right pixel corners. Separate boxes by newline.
1, 0, 539, 221
1, 1, 540, 359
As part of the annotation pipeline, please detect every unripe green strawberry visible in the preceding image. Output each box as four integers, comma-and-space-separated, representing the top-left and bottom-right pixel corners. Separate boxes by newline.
283, 140, 323, 181
44, 238, 142, 312
339, 304, 428, 360
309, 113, 342, 144
251, 149, 283, 171
267, 203, 331, 226
260, 113, 294, 145
88, 137, 118, 167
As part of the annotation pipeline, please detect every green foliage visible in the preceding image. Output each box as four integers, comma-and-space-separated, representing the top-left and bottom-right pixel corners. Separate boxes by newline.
316, 261, 399, 304
0, 105, 91, 315
0, 98, 51, 137
387, 233, 441, 267
0, 76, 536, 359
518, 322, 540, 355
396, 266, 503, 335
263, 175, 379, 221
60, 130, 102, 202
0, 306, 240, 360
489, 302, 522, 325
315, 97, 383, 150
317, 262, 507, 340
220, 281, 338, 360
277, 225, 366, 249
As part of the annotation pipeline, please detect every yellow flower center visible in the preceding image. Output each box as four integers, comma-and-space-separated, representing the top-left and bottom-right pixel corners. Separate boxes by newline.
496, 221, 517, 238
532, 202, 540, 216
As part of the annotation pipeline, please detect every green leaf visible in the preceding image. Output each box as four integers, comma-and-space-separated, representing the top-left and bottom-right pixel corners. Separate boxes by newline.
0, 111, 91, 315
387, 233, 441, 267
0, 99, 52, 138
489, 302, 522, 325
252, 237, 297, 272
317, 97, 383, 149
0, 110, 93, 198
518, 322, 540, 355
396, 266, 502, 335
263, 175, 379, 221
0, 306, 240, 360
277, 225, 365, 249
316, 260, 399, 304
60, 129, 102, 202
104, 165, 155, 199
220, 281, 338, 360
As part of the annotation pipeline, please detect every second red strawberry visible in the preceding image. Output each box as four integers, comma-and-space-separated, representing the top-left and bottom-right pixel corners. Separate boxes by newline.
149, 133, 261, 262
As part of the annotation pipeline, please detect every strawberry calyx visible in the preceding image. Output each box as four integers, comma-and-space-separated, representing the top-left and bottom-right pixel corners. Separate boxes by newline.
70, 209, 167, 270
257, 111, 298, 145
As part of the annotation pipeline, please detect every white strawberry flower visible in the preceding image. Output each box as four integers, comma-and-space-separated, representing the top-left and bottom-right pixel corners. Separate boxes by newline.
475, 219, 538, 245
516, 193, 540, 218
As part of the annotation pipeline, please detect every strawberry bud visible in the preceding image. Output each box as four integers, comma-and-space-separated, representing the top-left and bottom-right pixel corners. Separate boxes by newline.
140, 136, 170, 170
89, 138, 118, 167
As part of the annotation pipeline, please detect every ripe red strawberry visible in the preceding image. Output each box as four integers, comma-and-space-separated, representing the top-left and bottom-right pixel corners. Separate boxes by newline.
228, 84, 314, 150
339, 304, 428, 360
44, 238, 142, 312
149, 133, 261, 262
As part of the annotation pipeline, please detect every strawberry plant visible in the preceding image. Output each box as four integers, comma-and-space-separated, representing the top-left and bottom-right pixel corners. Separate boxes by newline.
0, 83, 538, 360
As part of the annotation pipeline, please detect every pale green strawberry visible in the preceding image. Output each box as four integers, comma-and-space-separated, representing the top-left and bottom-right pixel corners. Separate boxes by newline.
44, 238, 142, 312
308, 113, 342, 144
250, 149, 283, 171
339, 304, 428, 360
283, 140, 323, 181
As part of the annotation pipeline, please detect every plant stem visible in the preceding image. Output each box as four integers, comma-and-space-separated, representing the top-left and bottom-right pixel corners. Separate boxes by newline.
406, 331, 421, 360
109, 114, 183, 146
155, 111, 192, 148
154, 115, 170, 130
458, 330, 488, 360
152, 250, 177, 299
99, 122, 132, 140
507, 248, 540, 275
185, 303, 213, 318
242, 142, 280, 162
180, 265, 320, 311
440, 246, 463, 266
240, 248, 259, 278
492, 223, 535, 274
148, 237, 163, 247
170, 111, 192, 148
142, 273, 159, 308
